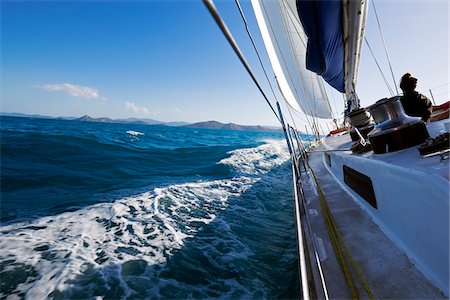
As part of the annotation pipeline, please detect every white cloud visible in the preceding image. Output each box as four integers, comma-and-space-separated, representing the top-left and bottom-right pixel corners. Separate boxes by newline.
125, 101, 151, 115
174, 107, 182, 113
35, 83, 101, 99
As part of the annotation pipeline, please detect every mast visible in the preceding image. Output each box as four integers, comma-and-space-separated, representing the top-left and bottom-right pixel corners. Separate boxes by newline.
343, 0, 369, 111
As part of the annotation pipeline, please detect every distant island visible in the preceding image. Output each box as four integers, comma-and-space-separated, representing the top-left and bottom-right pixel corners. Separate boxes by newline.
1, 113, 281, 133
185, 121, 281, 132
75, 115, 189, 127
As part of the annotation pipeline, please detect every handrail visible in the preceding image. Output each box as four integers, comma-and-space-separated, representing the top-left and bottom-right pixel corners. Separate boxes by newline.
287, 125, 330, 299
202, 2, 326, 296
291, 160, 331, 300
291, 162, 314, 300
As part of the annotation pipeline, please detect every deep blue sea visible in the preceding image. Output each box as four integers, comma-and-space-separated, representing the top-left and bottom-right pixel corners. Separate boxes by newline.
0, 116, 302, 299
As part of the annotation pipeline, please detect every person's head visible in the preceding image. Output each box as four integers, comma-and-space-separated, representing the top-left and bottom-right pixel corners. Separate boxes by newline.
400, 73, 417, 92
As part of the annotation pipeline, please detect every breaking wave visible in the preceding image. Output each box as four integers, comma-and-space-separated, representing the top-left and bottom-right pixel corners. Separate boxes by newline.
0, 119, 299, 299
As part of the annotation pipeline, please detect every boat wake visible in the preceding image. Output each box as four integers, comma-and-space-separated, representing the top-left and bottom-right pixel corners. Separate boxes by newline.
0, 139, 292, 299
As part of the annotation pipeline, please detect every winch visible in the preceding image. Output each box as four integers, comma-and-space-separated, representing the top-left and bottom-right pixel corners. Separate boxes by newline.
347, 107, 374, 141
367, 96, 429, 154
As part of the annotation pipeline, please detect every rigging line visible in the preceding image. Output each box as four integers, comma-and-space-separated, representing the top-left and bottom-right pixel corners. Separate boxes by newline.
428, 82, 450, 90
431, 91, 450, 97
291, 108, 313, 129
279, 0, 320, 117
276, 1, 321, 125
328, 86, 340, 121
289, 104, 308, 123
270, 48, 315, 133
364, 37, 395, 96
282, 0, 333, 123
234, 0, 278, 101
236, 0, 313, 132
280, 0, 306, 48
286, 100, 300, 134
319, 79, 336, 120
280, 0, 332, 123
274, 75, 316, 134
203, 0, 281, 123
284, 96, 316, 137
279, 86, 317, 139
290, 107, 312, 125
282, 0, 319, 131
372, 0, 399, 95
262, 0, 322, 136
260, 1, 317, 122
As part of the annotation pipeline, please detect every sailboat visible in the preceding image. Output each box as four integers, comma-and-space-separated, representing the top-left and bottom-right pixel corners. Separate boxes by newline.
204, 0, 449, 298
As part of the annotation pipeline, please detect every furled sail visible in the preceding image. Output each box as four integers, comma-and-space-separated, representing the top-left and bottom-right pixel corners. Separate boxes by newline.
296, 0, 368, 111
251, 0, 332, 119
295, 1, 345, 92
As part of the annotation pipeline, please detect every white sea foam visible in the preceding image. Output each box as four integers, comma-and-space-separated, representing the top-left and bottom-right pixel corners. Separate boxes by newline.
0, 177, 258, 298
126, 130, 144, 136
219, 139, 289, 175
0, 139, 289, 298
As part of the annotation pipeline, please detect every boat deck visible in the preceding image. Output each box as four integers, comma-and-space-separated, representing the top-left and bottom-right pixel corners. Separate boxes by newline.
301, 146, 446, 299
322, 120, 449, 180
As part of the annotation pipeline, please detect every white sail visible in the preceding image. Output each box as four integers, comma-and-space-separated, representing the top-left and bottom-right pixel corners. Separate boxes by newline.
251, 0, 333, 119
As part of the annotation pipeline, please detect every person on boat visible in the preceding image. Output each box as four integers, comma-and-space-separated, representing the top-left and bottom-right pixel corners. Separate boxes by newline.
399, 73, 432, 122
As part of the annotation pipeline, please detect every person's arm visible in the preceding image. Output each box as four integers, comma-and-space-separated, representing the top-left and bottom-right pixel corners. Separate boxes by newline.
420, 94, 433, 122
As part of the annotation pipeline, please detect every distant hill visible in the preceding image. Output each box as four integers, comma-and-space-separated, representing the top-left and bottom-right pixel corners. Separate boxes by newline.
1, 113, 276, 131
115, 118, 190, 127
1, 112, 191, 126
77, 115, 115, 123
75, 115, 190, 127
164, 121, 191, 127
116, 117, 163, 125
0, 112, 54, 119
184, 121, 281, 132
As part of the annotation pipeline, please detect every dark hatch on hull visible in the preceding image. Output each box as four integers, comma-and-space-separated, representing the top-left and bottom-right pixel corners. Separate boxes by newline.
343, 165, 377, 209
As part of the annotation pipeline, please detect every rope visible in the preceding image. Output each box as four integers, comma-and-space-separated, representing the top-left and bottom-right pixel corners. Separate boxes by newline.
364, 37, 395, 97
307, 159, 375, 300
372, 0, 399, 95
202, 0, 281, 123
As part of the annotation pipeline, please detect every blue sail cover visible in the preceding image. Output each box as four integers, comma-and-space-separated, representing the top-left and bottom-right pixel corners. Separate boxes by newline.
296, 1, 345, 93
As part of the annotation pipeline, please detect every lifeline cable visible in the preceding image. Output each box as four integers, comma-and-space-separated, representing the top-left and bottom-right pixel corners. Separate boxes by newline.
203, 0, 281, 123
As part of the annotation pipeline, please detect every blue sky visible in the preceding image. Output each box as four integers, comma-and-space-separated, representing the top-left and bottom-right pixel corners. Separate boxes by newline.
1, 0, 448, 127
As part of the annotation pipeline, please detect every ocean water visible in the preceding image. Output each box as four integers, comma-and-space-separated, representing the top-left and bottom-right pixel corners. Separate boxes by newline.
0, 116, 302, 299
